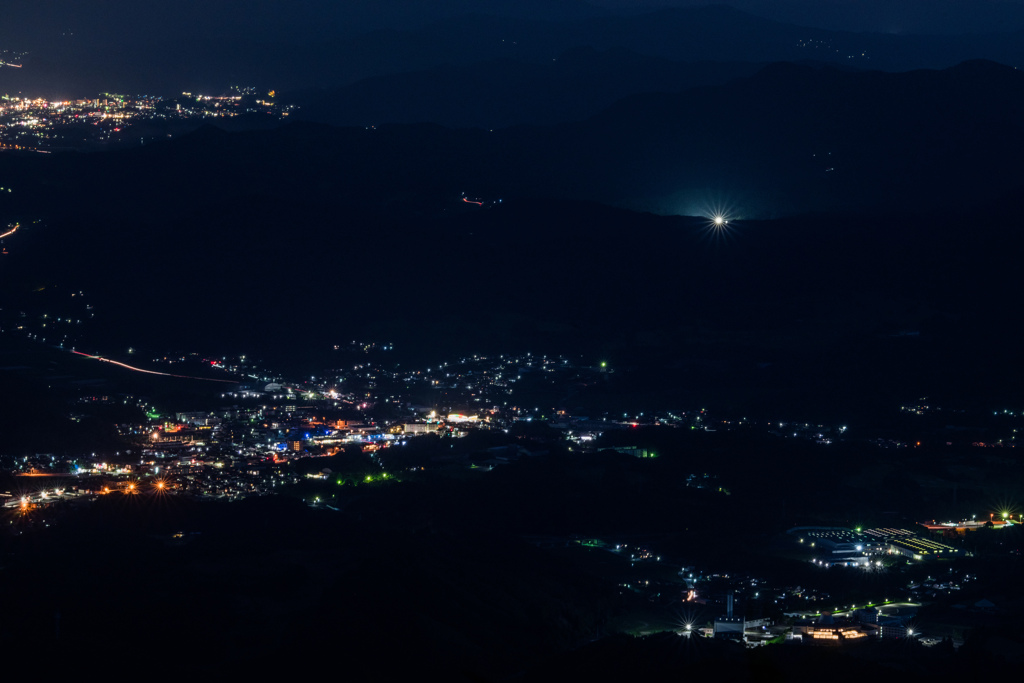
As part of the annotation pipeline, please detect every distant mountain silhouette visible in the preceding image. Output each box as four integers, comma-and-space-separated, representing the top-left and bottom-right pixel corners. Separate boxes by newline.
740, 0, 1024, 35
4, 60, 1024, 218
294, 49, 763, 129
6, 4, 1024, 96
527, 58, 1024, 215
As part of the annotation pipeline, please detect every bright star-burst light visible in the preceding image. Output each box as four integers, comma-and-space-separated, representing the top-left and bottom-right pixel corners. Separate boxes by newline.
700, 207, 737, 244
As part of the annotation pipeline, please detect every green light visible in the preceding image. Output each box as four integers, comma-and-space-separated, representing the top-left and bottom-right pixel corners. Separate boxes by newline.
600, 361, 607, 368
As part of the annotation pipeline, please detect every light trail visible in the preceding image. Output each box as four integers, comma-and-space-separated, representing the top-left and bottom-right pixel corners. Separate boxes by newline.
462, 198, 484, 206
0, 223, 19, 239
71, 350, 240, 383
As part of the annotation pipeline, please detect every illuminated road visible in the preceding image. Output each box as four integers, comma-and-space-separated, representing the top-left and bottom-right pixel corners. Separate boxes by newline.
830, 601, 921, 618
0, 223, 19, 239
71, 350, 240, 383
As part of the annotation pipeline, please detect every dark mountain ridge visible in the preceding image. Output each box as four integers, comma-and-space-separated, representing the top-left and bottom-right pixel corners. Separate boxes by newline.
5, 4, 1024, 97
4, 59, 1024, 219
546, 58, 1024, 215
294, 48, 765, 130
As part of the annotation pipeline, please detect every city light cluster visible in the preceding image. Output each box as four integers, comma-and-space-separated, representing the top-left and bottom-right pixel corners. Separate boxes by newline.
0, 90, 293, 152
